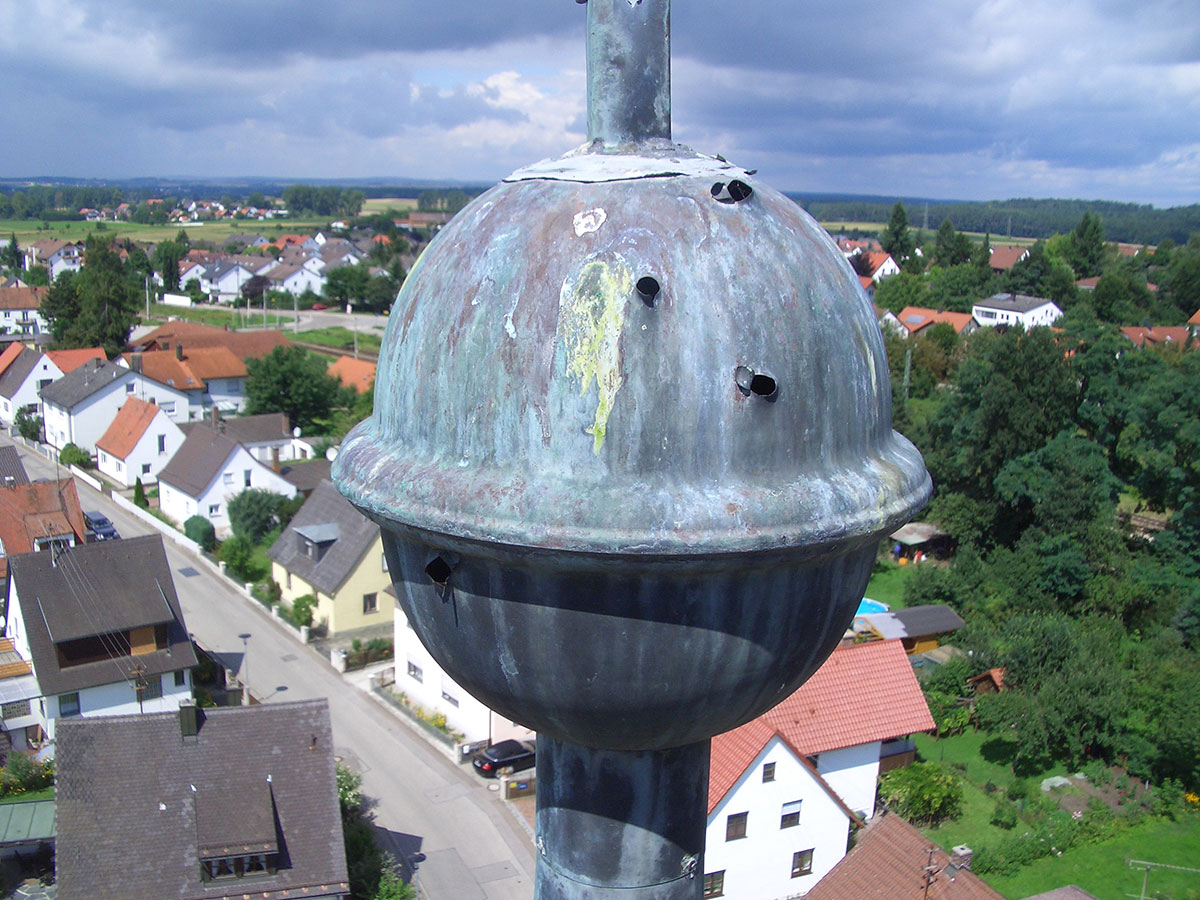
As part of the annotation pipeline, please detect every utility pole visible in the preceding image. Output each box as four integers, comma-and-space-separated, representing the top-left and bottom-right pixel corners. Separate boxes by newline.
132, 663, 148, 713
238, 633, 251, 705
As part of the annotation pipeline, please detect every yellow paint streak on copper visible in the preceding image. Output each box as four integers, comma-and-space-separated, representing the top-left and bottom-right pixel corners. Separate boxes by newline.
560, 259, 632, 454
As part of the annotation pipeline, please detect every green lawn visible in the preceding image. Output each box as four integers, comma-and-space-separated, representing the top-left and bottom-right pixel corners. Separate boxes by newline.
987, 815, 1200, 900
0, 787, 53, 804
865, 560, 913, 609
297, 327, 382, 355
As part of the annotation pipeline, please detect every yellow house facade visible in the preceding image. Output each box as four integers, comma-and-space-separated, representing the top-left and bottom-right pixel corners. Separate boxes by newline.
268, 480, 391, 636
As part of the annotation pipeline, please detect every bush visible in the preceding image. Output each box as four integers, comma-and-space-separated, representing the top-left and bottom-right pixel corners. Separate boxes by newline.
228, 488, 286, 543
1007, 777, 1031, 802
218, 535, 256, 581
879, 762, 964, 825
291, 594, 316, 628
0, 754, 54, 799
184, 515, 217, 552
58, 442, 91, 468
14, 409, 41, 441
990, 800, 1018, 829
133, 478, 147, 508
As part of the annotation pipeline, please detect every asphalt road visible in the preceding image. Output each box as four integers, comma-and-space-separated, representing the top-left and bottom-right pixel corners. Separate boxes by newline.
7, 437, 536, 900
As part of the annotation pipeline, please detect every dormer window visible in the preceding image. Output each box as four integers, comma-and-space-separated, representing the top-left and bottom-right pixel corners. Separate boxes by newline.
294, 523, 339, 562
201, 852, 277, 882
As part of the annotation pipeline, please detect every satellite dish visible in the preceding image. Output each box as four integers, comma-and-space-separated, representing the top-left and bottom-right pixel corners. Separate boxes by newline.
325, 447, 339, 462
292, 426, 302, 438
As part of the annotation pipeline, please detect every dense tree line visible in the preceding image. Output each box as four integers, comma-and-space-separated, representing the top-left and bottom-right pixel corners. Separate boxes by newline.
0, 185, 124, 220
793, 194, 1200, 245
280, 185, 366, 219
894, 314, 1200, 788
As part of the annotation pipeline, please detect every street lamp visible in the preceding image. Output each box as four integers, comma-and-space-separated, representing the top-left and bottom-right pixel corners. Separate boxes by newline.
238, 633, 251, 706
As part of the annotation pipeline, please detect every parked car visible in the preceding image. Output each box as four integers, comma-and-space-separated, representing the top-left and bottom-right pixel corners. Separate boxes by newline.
83, 511, 119, 541
472, 739, 536, 778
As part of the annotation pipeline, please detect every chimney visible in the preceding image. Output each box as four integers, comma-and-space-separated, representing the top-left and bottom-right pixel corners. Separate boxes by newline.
175, 342, 183, 361
950, 845, 973, 870
210, 405, 220, 428
3, 475, 13, 488
179, 701, 204, 741
131, 351, 143, 374
271, 446, 281, 473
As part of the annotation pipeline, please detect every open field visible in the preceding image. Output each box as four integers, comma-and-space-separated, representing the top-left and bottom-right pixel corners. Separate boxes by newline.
0, 216, 332, 248
361, 197, 418, 215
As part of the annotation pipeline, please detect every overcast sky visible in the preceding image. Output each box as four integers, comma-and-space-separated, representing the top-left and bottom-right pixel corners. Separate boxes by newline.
3, 0, 1198, 206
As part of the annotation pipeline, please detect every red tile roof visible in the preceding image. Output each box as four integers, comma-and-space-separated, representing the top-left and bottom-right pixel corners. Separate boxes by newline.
896, 307, 975, 336
708, 641, 934, 811
1075, 276, 1101, 290
95, 397, 162, 460
123, 346, 247, 391
987, 246, 1028, 271
806, 811, 1004, 900
0, 343, 23, 379
864, 252, 894, 276
859, 275, 875, 290
0, 286, 47, 311
327, 356, 376, 393
44, 347, 106, 374
1119, 326, 1195, 349
0, 478, 87, 579
132, 322, 291, 361
1190, 309, 1200, 326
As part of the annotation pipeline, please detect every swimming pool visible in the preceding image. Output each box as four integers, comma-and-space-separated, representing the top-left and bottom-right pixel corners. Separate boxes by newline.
856, 598, 889, 615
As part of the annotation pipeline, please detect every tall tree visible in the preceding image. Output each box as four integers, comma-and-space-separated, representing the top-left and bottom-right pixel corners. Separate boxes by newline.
40, 236, 139, 356
152, 240, 187, 292
879, 201, 915, 262
245, 345, 354, 430
1067, 212, 1106, 278
0, 233, 20, 271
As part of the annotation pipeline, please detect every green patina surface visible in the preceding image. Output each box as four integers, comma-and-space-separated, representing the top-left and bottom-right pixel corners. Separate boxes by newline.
559, 258, 632, 454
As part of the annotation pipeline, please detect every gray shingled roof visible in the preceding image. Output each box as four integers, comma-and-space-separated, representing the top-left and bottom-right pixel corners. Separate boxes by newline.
861, 604, 965, 640
38, 359, 128, 410
7, 534, 197, 696
181, 412, 290, 447
55, 699, 349, 900
0, 347, 41, 401
0, 446, 29, 485
268, 480, 380, 595
979, 292, 1056, 313
157, 425, 242, 498
280, 458, 333, 494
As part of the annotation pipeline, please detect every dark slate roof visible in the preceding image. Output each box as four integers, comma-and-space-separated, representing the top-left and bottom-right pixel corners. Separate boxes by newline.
55, 699, 349, 900
862, 605, 966, 640
38, 359, 129, 409
0, 446, 29, 485
7, 534, 197, 696
181, 412, 291, 446
157, 425, 241, 498
0, 347, 42, 401
268, 480, 380, 595
979, 292, 1057, 313
280, 458, 333, 494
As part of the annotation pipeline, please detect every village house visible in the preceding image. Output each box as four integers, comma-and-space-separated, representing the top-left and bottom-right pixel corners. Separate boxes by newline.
95, 397, 185, 488
54, 699, 349, 900
193, 411, 301, 464
39, 359, 140, 454
702, 640, 934, 899
971, 293, 1063, 329
3, 535, 197, 749
121, 345, 248, 419
854, 605, 966, 655
0, 477, 88, 584
0, 345, 62, 429
157, 425, 297, 535
0, 286, 49, 335
25, 240, 82, 280
1118, 326, 1195, 350
268, 480, 391, 636
806, 810, 1003, 900
986, 245, 1030, 274
131, 321, 292, 362
895, 307, 978, 339
327, 356, 376, 394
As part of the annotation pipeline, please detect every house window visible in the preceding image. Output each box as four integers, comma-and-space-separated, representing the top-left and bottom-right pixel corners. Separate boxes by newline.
142, 463, 151, 474
762, 762, 776, 782
243, 469, 251, 487
702, 871, 725, 898
222, 471, 233, 485
286, 572, 292, 590
441, 690, 459, 707
209, 504, 220, 516
125, 382, 135, 393
791, 849, 814, 878
99, 451, 108, 464
160, 401, 175, 415
174, 670, 187, 687
157, 434, 166, 454
725, 812, 747, 841
363, 593, 378, 614
780, 799, 801, 829
407, 661, 423, 683
1, 699, 30, 719
59, 692, 80, 718
141, 675, 163, 701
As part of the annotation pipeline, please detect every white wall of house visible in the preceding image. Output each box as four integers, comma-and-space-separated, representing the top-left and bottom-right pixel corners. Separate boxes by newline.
815, 741, 882, 820
0, 355, 62, 428
971, 300, 1062, 329
44, 672, 191, 744
0, 308, 49, 336
42, 369, 138, 453
281, 267, 326, 296
128, 374, 193, 424
704, 736, 852, 900
210, 264, 255, 299
97, 409, 185, 488
204, 377, 247, 413
160, 445, 297, 532
47, 248, 82, 280
871, 256, 901, 282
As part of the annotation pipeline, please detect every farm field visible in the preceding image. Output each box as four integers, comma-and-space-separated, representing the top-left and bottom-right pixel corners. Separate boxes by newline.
0, 216, 331, 248
361, 197, 418, 214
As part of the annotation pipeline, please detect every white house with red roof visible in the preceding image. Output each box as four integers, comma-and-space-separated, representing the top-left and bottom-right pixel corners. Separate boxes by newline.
95, 398, 185, 488
702, 640, 934, 900
895, 307, 978, 339
0, 286, 49, 335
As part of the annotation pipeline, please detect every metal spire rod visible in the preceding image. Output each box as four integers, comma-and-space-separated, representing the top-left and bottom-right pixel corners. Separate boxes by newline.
586, 0, 671, 145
